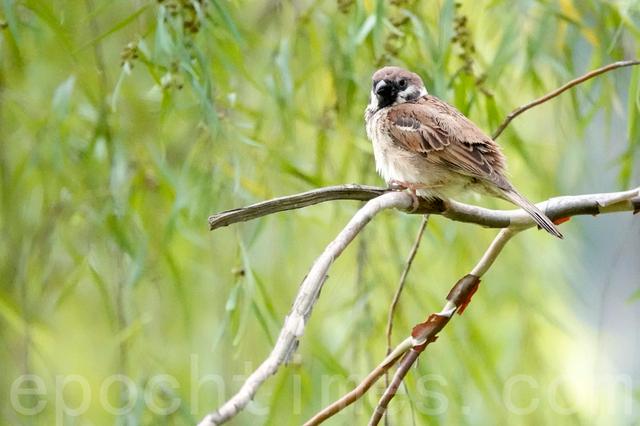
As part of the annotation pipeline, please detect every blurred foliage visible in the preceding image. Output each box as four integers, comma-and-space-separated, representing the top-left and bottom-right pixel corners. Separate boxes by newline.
1, 0, 639, 425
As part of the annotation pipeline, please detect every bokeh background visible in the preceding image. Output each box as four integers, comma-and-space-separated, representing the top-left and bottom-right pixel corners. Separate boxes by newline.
1, 0, 639, 424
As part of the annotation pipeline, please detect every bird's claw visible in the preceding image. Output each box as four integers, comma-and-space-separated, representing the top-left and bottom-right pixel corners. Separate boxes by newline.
408, 191, 420, 212
388, 180, 422, 212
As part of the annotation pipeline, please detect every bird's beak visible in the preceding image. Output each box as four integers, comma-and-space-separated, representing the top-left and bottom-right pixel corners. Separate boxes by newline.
375, 80, 389, 96
374, 79, 396, 108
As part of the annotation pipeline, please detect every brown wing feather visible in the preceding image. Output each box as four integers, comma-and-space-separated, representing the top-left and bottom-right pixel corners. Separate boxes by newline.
385, 96, 509, 190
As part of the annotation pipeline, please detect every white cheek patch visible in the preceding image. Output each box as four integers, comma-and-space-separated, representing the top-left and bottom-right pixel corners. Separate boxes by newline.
398, 87, 423, 102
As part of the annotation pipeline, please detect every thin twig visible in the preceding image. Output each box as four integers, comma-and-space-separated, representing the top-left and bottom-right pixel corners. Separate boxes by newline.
492, 60, 640, 139
470, 228, 518, 276
198, 192, 412, 426
386, 215, 430, 354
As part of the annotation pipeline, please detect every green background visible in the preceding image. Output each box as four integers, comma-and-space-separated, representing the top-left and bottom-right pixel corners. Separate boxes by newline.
1, 0, 639, 424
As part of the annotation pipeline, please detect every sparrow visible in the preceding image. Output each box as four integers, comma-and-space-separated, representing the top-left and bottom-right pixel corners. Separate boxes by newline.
364, 66, 563, 238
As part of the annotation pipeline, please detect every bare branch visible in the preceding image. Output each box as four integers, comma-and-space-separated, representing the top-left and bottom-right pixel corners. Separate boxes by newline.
209, 185, 386, 230
492, 60, 640, 139
380, 56, 640, 379
210, 186, 640, 231
198, 192, 412, 426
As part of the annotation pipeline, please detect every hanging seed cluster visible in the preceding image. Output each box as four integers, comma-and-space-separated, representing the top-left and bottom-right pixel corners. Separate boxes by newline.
451, 3, 492, 97
158, 0, 208, 34
378, 0, 416, 66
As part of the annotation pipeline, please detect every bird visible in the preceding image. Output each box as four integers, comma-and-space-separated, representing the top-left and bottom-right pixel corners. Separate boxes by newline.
364, 66, 563, 239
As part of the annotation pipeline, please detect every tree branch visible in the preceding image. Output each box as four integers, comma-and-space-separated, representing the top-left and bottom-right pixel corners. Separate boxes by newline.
210, 186, 639, 232
374, 58, 640, 424
492, 60, 640, 138
198, 192, 412, 426
209, 185, 386, 230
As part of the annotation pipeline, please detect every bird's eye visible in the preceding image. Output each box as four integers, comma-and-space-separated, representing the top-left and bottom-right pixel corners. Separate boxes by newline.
398, 79, 407, 89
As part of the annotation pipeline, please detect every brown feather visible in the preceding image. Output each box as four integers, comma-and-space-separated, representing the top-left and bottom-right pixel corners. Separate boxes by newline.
385, 96, 509, 190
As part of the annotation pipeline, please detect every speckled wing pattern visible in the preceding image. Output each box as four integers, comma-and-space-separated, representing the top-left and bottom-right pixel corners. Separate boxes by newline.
385, 95, 511, 191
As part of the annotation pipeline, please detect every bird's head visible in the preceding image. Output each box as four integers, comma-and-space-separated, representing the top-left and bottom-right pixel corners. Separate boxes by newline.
369, 66, 427, 111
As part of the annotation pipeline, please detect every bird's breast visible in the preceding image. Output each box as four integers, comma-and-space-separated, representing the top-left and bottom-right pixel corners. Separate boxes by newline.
366, 108, 431, 185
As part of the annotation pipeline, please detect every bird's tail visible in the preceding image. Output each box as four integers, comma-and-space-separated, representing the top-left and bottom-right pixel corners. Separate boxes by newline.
501, 188, 563, 239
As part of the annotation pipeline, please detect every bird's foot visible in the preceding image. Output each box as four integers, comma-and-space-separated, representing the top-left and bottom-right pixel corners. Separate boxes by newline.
387, 179, 408, 191
388, 180, 426, 212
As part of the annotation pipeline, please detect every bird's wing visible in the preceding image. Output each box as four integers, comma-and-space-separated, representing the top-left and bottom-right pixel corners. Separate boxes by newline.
385, 96, 509, 189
